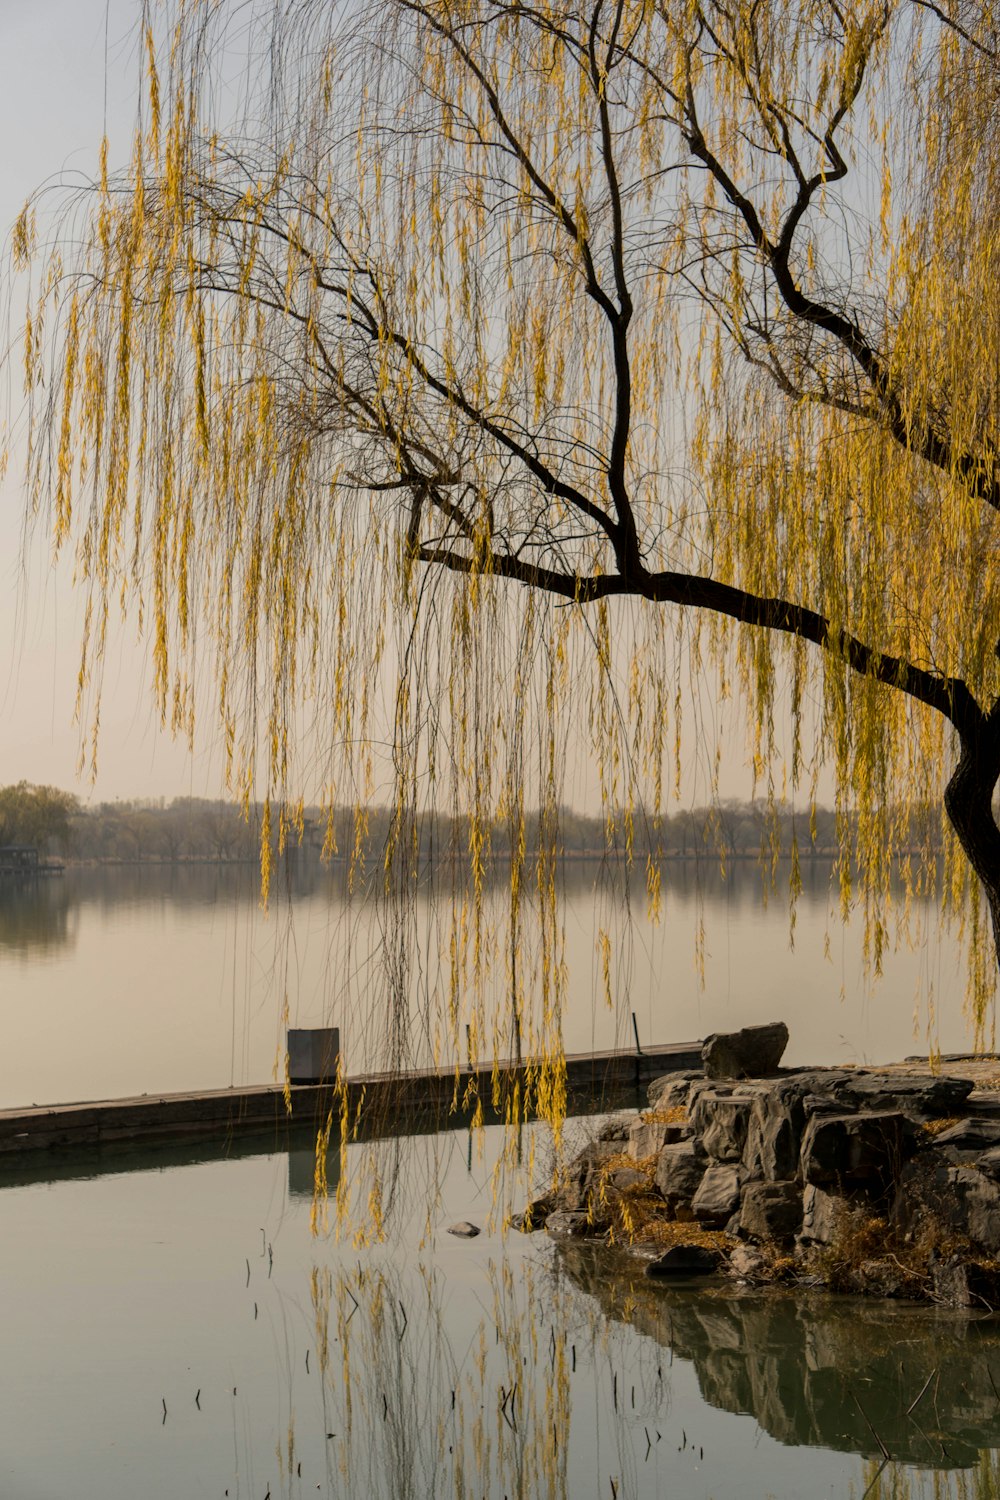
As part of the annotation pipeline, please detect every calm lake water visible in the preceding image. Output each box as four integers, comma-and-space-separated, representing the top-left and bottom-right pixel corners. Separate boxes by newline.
0, 859, 983, 1110
2, 1116, 999, 1500
1, 865, 998, 1496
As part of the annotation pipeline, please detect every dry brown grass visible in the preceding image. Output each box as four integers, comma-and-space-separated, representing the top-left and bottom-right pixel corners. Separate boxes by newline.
803, 1198, 986, 1298
920, 1115, 964, 1136
643, 1105, 688, 1125
593, 1154, 664, 1240
597, 1150, 656, 1178
630, 1219, 729, 1252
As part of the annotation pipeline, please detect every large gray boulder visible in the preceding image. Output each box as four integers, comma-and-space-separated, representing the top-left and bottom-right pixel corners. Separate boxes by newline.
739, 1181, 803, 1243
950, 1167, 1000, 1252
628, 1115, 688, 1160
702, 1022, 789, 1080
799, 1111, 909, 1189
692, 1092, 756, 1162
729, 1243, 769, 1280
544, 1211, 593, 1241
743, 1078, 810, 1181
511, 1196, 554, 1231
647, 1070, 701, 1110
687, 1076, 734, 1110
654, 1139, 706, 1209
896, 1154, 1000, 1255
798, 1183, 843, 1245
930, 1253, 1000, 1310
556, 1141, 619, 1211
847, 1256, 918, 1299
977, 1146, 1000, 1179
603, 1164, 651, 1194
691, 1164, 742, 1225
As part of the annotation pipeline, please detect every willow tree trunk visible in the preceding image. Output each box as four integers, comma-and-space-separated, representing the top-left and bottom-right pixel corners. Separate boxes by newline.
944, 721, 1000, 970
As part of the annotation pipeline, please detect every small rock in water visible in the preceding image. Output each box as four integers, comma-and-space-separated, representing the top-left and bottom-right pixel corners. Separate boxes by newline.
544, 1210, 593, 1241
644, 1243, 721, 1277
447, 1221, 481, 1238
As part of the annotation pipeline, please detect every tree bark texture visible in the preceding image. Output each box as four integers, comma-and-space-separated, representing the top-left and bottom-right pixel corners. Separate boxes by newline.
945, 722, 1000, 968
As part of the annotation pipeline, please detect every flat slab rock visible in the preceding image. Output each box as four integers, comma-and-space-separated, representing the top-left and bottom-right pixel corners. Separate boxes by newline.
835, 1072, 974, 1118
933, 1118, 1000, 1152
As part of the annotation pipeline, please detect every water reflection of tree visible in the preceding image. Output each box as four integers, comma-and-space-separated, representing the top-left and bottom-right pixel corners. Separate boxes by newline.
0, 879, 77, 955
274, 1243, 1000, 1500
307, 1259, 570, 1500
9, 851, 848, 923
858, 1452, 1000, 1500
62, 849, 924, 912
0, 854, 907, 960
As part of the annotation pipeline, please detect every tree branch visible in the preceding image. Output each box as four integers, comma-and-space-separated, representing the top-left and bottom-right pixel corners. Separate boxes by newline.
587, 0, 640, 574
683, 87, 1000, 512
418, 542, 982, 736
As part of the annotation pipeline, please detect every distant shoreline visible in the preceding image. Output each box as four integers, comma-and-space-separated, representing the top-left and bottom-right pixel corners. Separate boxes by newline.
53, 847, 851, 867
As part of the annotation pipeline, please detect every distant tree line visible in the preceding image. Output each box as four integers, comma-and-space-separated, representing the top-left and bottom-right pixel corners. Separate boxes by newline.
0, 784, 257, 864
68, 796, 262, 864
0, 782, 946, 869
0, 783, 79, 854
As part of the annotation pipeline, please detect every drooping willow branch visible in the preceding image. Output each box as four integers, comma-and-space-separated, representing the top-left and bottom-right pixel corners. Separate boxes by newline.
417, 540, 985, 737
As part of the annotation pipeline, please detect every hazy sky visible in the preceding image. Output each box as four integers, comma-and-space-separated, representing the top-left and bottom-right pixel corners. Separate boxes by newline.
0, 1, 780, 813
0, 0, 218, 802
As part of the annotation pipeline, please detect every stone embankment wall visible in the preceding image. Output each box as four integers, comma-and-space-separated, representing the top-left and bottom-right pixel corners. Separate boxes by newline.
520, 1024, 1000, 1307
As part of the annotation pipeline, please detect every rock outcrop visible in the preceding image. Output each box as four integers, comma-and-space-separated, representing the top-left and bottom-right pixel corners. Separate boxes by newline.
519, 1025, 1000, 1306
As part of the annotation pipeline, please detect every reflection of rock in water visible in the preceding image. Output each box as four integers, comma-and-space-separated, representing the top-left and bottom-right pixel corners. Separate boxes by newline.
557, 1244, 1000, 1468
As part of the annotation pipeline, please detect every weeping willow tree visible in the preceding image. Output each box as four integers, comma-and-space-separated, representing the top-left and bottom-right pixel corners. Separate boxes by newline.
14, 0, 1000, 1109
